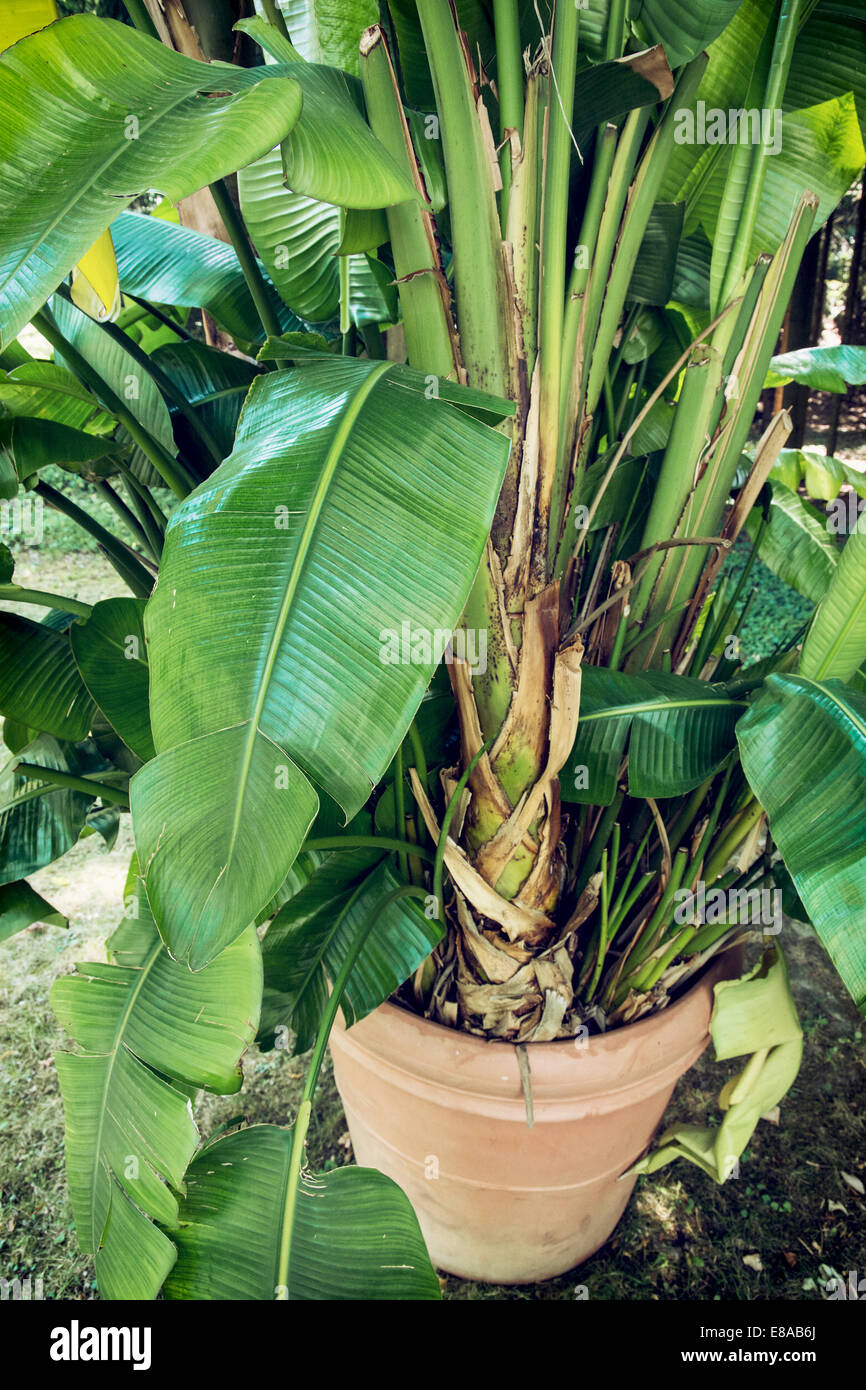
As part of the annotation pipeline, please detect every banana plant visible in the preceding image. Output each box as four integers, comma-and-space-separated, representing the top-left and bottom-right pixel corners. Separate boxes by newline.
0, 0, 865, 1298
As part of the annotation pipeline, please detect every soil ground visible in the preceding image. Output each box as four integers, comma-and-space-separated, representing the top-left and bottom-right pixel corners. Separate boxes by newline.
2, 408, 865, 1302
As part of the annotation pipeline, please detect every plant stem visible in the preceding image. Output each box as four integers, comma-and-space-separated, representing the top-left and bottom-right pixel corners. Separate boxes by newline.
93, 479, 154, 558
713, 0, 803, 314
416, 0, 512, 395
394, 744, 409, 881
260, 0, 291, 40
302, 835, 435, 865
359, 24, 461, 377
121, 0, 159, 39
493, 0, 525, 221
32, 309, 194, 499
14, 763, 130, 808
34, 482, 154, 598
208, 180, 286, 351
123, 294, 196, 343
0, 585, 91, 618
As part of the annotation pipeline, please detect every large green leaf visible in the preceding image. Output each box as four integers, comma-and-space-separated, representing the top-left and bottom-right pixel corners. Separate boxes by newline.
0, 361, 115, 433
237, 151, 391, 325
784, 3, 866, 139
800, 510, 866, 681
562, 668, 745, 805
260, 850, 443, 1052
52, 872, 262, 1299
0, 416, 120, 483
697, 95, 865, 264
633, 946, 803, 1181
738, 674, 866, 1013
164, 1125, 440, 1300
745, 479, 838, 604
0, 878, 66, 945
133, 357, 510, 969
0, 734, 96, 884
0, 611, 96, 741
111, 211, 299, 349
0, 14, 304, 345
765, 343, 866, 392
282, 0, 379, 75
70, 598, 155, 763
631, 0, 747, 67
236, 17, 418, 208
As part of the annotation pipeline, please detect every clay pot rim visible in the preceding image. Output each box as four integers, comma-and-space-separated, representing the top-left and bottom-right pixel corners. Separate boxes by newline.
376, 945, 736, 1058
332, 947, 742, 1116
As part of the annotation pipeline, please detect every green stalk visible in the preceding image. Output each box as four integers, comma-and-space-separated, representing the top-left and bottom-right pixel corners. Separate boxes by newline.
627, 343, 724, 644
573, 791, 624, 900
34, 482, 153, 598
584, 55, 708, 423
662, 197, 818, 645
702, 797, 764, 884
14, 763, 130, 808
713, 0, 804, 315
686, 763, 735, 889
32, 310, 195, 499
260, 0, 291, 40
635, 924, 698, 992
608, 820, 654, 925
555, 112, 649, 557
415, 0, 512, 396
586, 846, 610, 1000
506, 67, 543, 375
208, 180, 287, 352
394, 744, 409, 881
121, 0, 159, 39
537, 0, 580, 448
359, 27, 459, 377
493, 0, 525, 222
117, 476, 164, 561
302, 835, 435, 864
93, 480, 155, 560
122, 294, 196, 343
0, 585, 91, 618
624, 846, 689, 975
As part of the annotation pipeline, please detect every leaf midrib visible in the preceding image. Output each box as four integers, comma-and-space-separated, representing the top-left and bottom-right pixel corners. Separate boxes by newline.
188, 361, 393, 958
88, 936, 163, 1248
581, 695, 744, 722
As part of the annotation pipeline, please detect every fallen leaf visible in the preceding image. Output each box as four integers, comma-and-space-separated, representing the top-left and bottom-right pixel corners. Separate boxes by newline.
743, 1253, 763, 1272
841, 1171, 865, 1196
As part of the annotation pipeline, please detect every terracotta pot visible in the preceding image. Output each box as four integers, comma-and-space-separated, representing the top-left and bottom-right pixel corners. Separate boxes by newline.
330, 950, 740, 1283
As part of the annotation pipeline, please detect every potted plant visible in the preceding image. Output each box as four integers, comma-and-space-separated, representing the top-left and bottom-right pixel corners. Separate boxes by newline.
0, 0, 864, 1298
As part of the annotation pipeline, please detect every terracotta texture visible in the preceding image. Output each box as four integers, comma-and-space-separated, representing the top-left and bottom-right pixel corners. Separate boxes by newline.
330, 952, 740, 1283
